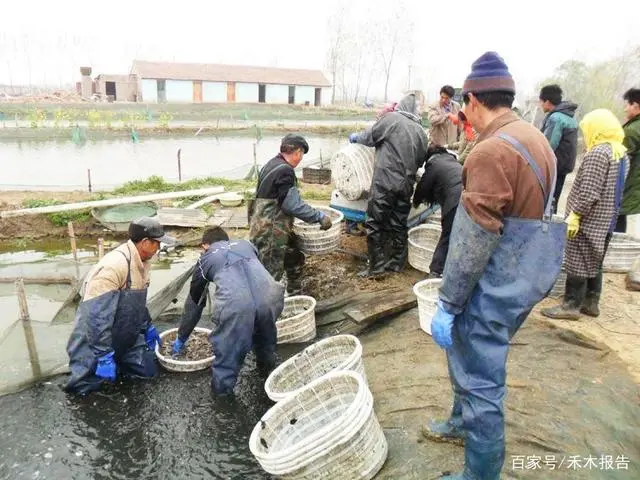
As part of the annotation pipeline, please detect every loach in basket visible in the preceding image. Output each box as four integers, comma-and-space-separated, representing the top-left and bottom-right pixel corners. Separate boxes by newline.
408, 224, 442, 273
265, 334, 366, 402
293, 206, 344, 255
276, 295, 317, 344
603, 233, 640, 273
249, 371, 388, 480
155, 327, 214, 373
413, 279, 441, 335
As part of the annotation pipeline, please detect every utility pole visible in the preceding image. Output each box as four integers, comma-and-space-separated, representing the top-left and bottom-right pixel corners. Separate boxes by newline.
407, 64, 412, 90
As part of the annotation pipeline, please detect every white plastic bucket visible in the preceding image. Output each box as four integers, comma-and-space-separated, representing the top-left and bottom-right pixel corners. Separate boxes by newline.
413, 279, 442, 335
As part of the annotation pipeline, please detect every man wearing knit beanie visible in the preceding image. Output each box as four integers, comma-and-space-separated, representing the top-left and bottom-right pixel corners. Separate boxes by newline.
420, 52, 566, 480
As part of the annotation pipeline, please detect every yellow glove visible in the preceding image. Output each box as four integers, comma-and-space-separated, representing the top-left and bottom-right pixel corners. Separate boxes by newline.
566, 211, 581, 239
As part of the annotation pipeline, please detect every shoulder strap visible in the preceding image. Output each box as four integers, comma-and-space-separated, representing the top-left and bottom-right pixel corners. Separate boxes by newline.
496, 132, 556, 218
117, 247, 132, 289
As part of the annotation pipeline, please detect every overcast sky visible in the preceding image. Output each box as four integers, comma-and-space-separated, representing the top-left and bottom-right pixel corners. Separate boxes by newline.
2, 0, 639, 102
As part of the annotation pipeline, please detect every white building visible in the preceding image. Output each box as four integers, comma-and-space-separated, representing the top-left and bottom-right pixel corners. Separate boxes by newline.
130, 60, 332, 105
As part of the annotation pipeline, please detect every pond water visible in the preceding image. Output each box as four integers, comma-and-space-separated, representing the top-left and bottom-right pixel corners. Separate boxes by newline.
0, 242, 282, 479
0, 134, 344, 191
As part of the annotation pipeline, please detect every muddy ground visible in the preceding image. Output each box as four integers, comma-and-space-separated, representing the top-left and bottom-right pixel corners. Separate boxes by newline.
298, 236, 640, 479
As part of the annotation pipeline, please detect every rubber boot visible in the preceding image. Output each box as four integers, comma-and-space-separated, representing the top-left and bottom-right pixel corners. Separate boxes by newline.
358, 235, 387, 278
540, 275, 586, 320
580, 292, 601, 317
421, 396, 465, 446
421, 418, 465, 446
581, 272, 603, 317
442, 438, 505, 480
384, 239, 408, 273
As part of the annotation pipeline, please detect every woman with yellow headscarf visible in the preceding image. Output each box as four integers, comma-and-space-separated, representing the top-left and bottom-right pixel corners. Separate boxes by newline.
542, 108, 628, 320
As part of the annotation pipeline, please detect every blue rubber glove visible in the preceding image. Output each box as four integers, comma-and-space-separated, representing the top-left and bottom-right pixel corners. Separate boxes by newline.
172, 337, 186, 356
348, 133, 360, 144
431, 300, 456, 349
145, 325, 162, 351
95, 352, 117, 381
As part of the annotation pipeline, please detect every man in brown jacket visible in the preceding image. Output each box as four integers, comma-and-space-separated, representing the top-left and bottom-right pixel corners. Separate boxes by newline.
421, 52, 565, 479
427, 85, 461, 146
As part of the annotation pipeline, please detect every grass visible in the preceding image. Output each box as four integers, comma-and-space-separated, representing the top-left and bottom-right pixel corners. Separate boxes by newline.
0, 102, 374, 122
21, 199, 91, 226
114, 174, 331, 201
113, 175, 256, 195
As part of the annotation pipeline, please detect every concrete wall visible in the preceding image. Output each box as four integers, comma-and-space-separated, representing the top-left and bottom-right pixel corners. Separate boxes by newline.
95, 75, 137, 102
203, 81, 227, 103
321, 87, 332, 106
141, 79, 158, 103
165, 80, 194, 103
236, 82, 259, 103
295, 86, 315, 105
265, 84, 289, 104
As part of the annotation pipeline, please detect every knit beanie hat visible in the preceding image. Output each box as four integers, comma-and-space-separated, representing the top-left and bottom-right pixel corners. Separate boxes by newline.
462, 51, 515, 95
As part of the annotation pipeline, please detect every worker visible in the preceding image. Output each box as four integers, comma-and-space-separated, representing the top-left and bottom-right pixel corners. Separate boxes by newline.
422, 52, 565, 479
445, 110, 477, 164
541, 109, 628, 320
171, 227, 284, 394
538, 84, 579, 214
427, 85, 461, 147
412, 143, 463, 278
64, 217, 174, 396
249, 134, 332, 295
616, 88, 640, 233
348, 91, 429, 276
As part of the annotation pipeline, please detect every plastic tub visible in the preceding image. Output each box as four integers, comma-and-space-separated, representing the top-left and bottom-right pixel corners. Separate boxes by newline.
265, 334, 366, 402
603, 233, 640, 273
413, 279, 442, 335
155, 327, 214, 373
330, 144, 375, 201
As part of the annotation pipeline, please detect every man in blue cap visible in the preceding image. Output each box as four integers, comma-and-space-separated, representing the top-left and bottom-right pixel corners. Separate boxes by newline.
420, 52, 565, 479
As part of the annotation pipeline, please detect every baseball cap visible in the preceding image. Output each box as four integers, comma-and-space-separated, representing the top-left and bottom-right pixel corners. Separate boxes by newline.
281, 133, 309, 153
128, 216, 175, 245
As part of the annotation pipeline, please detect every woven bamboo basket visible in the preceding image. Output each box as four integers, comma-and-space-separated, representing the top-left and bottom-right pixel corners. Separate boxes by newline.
155, 327, 214, 373
408, 224, 442, 273
603, 233, 640, 273
330, 144, 375, 201
265, 335, 366, 402
276, 295, 317, 344
293, 207, 344, 255
413, 279, 441, 335
249, 371, 388, 479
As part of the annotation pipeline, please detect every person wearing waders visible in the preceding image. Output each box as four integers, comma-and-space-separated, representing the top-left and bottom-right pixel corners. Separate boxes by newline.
64, 217, 174, 395
348, 91, 429, 276
249, 134, 332, 295
420, 52, 565, 479
171, 227, 285, 394
412, 143, 463, 278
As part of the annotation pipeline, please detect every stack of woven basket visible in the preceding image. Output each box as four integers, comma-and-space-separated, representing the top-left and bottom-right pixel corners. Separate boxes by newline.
249, 335, 388, 479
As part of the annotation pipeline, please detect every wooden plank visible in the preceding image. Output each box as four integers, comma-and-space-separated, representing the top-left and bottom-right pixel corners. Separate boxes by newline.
344, 289, 416, 325
0, 276, 75, 285
0, 186, 225, 218
156, 207, 208, 227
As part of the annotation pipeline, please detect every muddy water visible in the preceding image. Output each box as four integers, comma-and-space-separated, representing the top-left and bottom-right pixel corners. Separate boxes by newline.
0, 243, 283, 479
0, 134, 343, 191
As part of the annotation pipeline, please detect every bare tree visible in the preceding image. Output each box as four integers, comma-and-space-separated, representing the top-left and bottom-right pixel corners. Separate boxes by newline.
325, 8, 348, 105
375, 6, 413, 102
